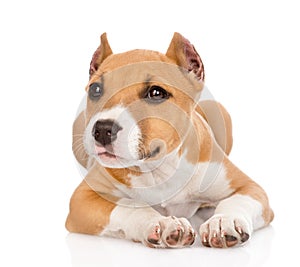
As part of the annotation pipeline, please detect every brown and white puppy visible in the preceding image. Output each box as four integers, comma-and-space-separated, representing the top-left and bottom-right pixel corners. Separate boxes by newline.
66, 33, 273, 248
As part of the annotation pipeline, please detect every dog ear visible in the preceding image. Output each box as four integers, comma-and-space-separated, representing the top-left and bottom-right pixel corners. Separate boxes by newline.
89, 33, 113, 77
166, 32, 205, 82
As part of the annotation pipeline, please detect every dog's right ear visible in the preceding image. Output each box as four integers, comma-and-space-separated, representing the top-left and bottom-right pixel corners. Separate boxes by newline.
89, 33, 113, 78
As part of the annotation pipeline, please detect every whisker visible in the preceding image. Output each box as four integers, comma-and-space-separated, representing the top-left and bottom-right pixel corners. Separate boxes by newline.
72, 143, 85, 150
73, 146, 89, 160
72, 139, 85, 146
72, 134, 85, 138
73, 144, 87, 153
73, 146, 84, 154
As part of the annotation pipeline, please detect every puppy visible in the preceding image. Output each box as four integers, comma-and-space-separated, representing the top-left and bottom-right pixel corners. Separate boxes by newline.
66, 33, 273, 248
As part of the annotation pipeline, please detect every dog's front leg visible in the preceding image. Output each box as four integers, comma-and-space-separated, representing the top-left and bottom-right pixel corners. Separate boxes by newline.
66, 180, 195, 248
200, 194, 263, 248
199, 159, 274, 248
101, 198, 196, 248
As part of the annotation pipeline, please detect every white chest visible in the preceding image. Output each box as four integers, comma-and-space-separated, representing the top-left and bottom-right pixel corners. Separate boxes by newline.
115, 152, 233, 218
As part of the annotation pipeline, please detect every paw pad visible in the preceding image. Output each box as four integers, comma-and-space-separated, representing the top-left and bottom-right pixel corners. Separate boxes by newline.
145, 216, 196, 248
147, 225, 161, 245
200, 215, 251, 248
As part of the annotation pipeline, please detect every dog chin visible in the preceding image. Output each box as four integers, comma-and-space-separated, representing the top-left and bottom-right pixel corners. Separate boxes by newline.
95, 154, 132, 168
93, 146, 137, 168
95, 150, 165, 169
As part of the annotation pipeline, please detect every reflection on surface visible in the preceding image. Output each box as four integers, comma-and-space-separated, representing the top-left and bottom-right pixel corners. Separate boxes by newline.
66, 225, 274, 267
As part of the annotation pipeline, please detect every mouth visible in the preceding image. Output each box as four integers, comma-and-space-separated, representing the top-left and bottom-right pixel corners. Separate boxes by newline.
95, 145, 118, 160
98, 151, 117, 159
95, 143, 161, 162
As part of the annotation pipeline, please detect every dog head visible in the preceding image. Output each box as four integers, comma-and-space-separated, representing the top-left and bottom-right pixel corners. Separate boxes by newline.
83, 33, 205, 168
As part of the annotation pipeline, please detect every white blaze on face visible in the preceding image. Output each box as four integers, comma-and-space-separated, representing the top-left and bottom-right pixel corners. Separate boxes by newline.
84, 105, 141, 167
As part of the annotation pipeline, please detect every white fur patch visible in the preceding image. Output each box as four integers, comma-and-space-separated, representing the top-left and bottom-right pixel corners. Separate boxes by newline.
214, 194, 265, 230
101, 198, 162, 241
114, 150, 234, 218
102, 198, 195, 248
84, 105, 141, 168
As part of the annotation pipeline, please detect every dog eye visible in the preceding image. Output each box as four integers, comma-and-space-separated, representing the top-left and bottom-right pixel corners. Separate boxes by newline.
88, 82, 103, 101
145, 86, 170, 103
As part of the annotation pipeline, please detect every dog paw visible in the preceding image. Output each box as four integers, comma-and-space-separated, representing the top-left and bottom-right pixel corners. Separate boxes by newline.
199, 214, 251, 248
144, 216, 196, 248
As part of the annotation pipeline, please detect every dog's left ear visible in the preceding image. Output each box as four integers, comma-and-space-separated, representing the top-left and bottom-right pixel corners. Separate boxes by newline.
166, 32, 205, 82
89, 33, 113, 78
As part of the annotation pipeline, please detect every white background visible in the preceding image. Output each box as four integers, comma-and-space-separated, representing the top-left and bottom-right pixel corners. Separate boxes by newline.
0, 0, 299, 266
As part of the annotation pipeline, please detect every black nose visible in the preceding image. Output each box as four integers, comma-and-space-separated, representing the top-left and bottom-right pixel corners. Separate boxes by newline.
92, 120, 123, 146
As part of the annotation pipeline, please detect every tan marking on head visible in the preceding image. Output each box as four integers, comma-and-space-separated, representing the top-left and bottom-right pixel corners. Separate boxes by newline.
98, 49, 176, 73
138, 117, 181, 157
132, 81, 198, 158
224, 158, 274, 224
83, 34, 206, 166
89, 32, 205, 81
85, 60, 204, 126
85, 32, 205, 129
65, 180, 117, 235
102, 83, 142, 110
86, 74, 203, 161
86, 49, 176, 94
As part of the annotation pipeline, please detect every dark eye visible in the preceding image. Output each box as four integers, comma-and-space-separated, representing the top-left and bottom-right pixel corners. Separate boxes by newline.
88, 82, 103, 101
145, 86, 170, 103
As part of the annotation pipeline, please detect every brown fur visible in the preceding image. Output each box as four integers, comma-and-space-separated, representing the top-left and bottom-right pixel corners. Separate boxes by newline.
105, 166, 141, 186
197, 101, 233, 155
183, 111, 213, 163
66, 180, 117, 234
224, 158, 274, 224
90, 50, 176, 81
